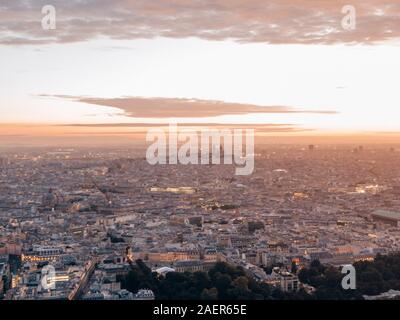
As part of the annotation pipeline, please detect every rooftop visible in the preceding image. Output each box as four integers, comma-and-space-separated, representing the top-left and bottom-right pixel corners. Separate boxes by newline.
372, 210, 400, 221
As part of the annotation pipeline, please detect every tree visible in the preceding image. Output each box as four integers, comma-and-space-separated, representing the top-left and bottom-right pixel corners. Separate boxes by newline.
291, 261, 298, 274
201, 287, 218, 300
215, 273, 232, 295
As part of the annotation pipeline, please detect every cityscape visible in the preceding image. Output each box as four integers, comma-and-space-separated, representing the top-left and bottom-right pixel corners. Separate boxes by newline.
1, 143, 400, 300
1, 0, 400, 306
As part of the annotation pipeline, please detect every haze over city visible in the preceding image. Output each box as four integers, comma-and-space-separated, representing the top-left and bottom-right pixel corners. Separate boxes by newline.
2, 0, 400, 307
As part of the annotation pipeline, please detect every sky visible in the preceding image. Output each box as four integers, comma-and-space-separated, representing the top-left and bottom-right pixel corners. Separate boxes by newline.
1, 0, 400, 142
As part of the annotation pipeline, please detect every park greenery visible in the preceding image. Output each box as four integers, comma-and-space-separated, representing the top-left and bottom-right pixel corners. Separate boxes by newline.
118, 252, 400, 300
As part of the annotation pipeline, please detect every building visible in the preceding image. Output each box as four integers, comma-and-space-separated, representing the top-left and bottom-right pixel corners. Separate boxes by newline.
174, 260, 205, 273
279, 272, 299, 292
154, 266, 175, 277
265, 268, 300, 293
22, 245, 63, 262
0, 243, 22, 255
371, 210, 400, 227
133, 289, 155, 300
0, 262, 6, 295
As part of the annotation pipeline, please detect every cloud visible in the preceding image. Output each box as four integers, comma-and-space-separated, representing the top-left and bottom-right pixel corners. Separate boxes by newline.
42, 94, 337, 118
59, 123, 310, 134
1, 0, 399, 45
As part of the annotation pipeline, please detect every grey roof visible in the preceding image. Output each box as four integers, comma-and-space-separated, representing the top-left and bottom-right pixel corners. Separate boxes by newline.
372, 210, 400, 221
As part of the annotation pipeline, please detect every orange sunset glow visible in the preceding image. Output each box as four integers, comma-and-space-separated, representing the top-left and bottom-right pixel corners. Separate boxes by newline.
1, 0, 400, 144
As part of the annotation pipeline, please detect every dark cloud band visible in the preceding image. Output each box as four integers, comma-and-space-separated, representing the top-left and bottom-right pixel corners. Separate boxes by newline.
41, 94, 337, 118
1, 0, 399, 45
